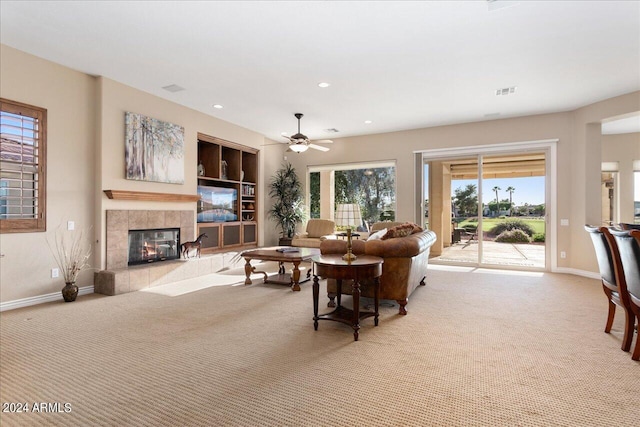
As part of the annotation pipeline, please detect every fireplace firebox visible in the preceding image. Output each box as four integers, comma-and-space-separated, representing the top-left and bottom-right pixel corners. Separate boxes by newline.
128, 228, 180, 265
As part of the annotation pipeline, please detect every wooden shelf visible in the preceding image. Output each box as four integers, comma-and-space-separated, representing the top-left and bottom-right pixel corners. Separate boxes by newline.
104, 190, 200, 202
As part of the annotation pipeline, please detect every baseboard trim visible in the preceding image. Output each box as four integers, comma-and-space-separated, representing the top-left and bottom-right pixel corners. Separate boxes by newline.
552, 267, 600, 280
0, 286, 94, 312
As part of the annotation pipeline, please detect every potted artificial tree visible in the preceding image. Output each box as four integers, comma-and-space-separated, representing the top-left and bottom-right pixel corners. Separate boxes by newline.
268, 162, 305, 245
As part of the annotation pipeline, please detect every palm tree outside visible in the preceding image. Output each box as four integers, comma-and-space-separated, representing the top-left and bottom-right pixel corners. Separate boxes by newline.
506, 186, 515, 215
492, 186, 501, 216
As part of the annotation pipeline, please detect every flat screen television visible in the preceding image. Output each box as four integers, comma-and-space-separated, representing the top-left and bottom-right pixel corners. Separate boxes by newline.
197, 185, 238, 222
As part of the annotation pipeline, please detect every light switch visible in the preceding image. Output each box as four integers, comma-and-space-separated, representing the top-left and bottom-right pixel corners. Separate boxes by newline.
560, 219, 569, 226
67, 221, 75, 230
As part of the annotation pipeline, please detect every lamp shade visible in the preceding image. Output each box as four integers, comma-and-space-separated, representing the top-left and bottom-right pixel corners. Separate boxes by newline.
335, 204, 362, 229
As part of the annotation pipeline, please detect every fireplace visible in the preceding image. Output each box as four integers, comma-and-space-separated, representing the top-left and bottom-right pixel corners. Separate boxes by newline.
128, 228, 180, 265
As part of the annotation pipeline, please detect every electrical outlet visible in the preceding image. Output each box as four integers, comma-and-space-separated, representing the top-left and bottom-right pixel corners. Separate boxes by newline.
560, 219, 569, 226
560, 251, 567, 259
51, 268, 59, 278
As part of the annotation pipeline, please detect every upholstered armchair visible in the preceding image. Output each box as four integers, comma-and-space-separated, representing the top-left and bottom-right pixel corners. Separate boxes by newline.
291, 219, 336, 248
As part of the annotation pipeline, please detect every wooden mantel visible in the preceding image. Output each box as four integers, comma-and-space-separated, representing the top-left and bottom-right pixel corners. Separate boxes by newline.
104, 190, 200, 202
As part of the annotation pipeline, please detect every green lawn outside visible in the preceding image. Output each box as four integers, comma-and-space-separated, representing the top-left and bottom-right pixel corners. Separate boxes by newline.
457, 217, 546, 234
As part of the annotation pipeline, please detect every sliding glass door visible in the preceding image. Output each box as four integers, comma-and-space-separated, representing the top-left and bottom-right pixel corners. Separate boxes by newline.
424, 149, 548, 270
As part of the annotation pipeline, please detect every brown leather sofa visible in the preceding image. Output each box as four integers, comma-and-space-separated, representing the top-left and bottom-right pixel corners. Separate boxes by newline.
319, 228, 437, 314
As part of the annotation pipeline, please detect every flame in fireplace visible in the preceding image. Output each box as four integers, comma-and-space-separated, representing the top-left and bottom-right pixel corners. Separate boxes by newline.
143, 241, 158, 258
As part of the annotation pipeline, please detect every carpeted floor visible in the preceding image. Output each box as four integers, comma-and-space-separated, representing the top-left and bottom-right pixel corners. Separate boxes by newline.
1, 263, 638, 426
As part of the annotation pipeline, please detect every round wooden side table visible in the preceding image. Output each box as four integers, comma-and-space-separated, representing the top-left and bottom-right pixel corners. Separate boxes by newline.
311, 254, 383, 341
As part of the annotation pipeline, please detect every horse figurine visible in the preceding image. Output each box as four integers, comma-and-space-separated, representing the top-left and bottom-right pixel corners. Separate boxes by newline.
181, 233, 208, 259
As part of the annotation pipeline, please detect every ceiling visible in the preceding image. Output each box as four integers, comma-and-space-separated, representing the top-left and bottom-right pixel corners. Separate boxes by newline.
1, 1, 639, 140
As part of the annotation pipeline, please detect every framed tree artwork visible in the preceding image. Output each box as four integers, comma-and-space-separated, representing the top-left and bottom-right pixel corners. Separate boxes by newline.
125, 112, 184, 184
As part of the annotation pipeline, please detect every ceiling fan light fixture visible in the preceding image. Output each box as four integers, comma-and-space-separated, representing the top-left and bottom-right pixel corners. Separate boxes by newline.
282, 113, 330, 153
289, 143, 309, 153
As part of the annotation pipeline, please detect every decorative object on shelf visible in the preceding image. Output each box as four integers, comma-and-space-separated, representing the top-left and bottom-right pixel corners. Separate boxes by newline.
247, 203, 254, 210
47, 226, 93, 302
124, 112, 185, 184
221, 160, 228, 180
241, 170, 245, 181
197, 161, 205, 176
335, 204, 363, 261
268, 162, 305, 239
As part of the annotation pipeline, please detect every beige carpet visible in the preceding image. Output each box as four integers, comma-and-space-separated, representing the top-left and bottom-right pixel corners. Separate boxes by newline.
1, 263, 638, 426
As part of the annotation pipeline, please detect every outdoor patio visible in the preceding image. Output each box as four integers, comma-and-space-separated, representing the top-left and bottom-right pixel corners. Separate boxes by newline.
432, 240, 546, 268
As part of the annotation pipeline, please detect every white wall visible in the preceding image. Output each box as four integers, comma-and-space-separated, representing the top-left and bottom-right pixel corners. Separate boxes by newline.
602, 132, 640, 224
0, 45, 97, 301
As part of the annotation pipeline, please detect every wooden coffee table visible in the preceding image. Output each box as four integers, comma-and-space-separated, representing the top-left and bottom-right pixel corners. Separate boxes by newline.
242, 247, 320, 291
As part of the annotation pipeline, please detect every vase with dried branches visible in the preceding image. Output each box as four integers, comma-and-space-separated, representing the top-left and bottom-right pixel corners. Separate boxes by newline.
47, 227, 92, 302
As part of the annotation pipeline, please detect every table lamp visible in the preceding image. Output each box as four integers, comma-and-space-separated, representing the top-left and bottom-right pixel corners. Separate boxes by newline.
335, 203, 362, 261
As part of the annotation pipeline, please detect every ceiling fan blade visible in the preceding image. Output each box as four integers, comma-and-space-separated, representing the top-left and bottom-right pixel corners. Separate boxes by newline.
308, 144, 330, 152
313, 139, 333, 144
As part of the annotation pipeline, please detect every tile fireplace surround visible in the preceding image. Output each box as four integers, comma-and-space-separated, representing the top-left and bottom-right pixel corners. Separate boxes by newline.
95, 210, 234, 296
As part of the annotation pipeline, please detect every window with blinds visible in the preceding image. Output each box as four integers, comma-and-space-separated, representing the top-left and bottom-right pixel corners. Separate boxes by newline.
0, 98, 47, 233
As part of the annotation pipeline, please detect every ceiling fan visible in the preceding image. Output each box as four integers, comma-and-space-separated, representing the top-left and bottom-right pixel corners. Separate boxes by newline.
282, 113, 333, 153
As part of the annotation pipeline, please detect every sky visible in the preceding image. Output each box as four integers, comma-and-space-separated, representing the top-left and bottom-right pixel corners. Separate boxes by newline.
423, 166, 546, 206
452, 176, 546, 206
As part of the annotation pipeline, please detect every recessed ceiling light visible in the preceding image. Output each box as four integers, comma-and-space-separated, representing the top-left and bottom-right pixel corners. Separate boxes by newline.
162, 84, 185, 93
364, 120, 372, 124
213, 104, 223, 109
318, 82, 330, 88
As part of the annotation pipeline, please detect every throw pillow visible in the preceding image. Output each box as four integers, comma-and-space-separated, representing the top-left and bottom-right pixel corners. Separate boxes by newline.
381, 223, 414, 240
410, 223, 423, 234
367, 228, 387, 241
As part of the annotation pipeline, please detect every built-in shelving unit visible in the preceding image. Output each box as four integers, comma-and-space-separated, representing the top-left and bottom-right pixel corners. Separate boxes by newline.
196, 133, 259, 253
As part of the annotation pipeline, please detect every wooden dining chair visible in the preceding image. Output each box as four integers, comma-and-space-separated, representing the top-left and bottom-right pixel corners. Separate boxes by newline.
620, 223, 640, 231
584, 225, 634, 351
611, 229, 640, 361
